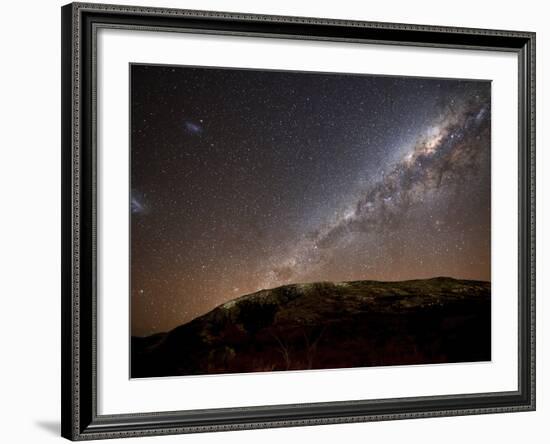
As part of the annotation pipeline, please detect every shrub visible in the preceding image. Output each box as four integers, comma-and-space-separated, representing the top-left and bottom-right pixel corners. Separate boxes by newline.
238, 300, 278, 336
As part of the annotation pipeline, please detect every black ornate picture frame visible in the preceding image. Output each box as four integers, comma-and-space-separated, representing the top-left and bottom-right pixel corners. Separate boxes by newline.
61, 2, 535, 440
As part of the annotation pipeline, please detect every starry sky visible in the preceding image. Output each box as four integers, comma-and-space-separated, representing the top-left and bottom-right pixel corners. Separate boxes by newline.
130, 64, 491, 337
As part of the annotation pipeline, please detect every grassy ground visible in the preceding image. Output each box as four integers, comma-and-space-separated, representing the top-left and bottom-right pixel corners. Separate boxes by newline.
131, 277, 490, 378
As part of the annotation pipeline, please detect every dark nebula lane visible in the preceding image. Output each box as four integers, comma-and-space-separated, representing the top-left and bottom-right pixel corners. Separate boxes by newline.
130, 65, 491, 337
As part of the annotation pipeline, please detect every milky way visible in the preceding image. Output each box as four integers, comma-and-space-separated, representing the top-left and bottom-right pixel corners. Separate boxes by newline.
130, 64, 491, 336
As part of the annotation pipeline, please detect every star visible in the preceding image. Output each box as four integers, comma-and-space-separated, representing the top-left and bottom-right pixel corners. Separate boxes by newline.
130, 63, 491, 336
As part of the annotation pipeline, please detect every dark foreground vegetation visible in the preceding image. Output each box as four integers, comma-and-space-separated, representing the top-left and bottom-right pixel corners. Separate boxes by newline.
131, 277, 490, 377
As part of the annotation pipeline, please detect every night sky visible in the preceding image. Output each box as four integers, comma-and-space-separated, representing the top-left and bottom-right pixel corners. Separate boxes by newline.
130, 64, 491, 337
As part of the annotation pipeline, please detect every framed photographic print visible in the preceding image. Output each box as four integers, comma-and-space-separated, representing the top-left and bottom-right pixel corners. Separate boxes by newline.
61, 2, 536, 440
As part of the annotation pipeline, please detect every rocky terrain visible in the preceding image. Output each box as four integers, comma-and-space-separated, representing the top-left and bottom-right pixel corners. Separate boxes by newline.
131, 277, 491, 378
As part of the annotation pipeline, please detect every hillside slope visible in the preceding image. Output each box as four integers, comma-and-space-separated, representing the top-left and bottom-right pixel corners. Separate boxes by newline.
131, 277, 490, 377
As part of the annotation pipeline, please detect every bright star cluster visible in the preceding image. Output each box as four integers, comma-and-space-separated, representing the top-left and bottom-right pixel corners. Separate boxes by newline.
130, 64, 491, 336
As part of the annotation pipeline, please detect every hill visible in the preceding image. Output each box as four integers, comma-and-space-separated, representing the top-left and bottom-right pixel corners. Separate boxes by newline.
131, 277, 490, 377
